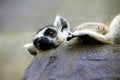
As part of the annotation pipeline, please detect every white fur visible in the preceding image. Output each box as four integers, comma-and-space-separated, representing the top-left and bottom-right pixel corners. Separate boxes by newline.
54, 15, 61, 27
34, 28, 46, 39
72, 30, 112, 43
24, 43, 33, 49
70, 14, 120, 44
106, 14, 120, 44
24, 43, 37, 53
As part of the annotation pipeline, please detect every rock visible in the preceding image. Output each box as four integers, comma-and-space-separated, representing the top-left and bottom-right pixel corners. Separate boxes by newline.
22, 43, 120, 80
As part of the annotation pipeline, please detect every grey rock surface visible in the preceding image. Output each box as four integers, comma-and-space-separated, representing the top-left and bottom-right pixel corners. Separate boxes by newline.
22, 44, 120, 80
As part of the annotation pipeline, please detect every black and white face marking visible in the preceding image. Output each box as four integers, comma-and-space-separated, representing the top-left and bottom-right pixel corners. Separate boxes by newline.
33, 36, 57, 50
24, 15, 71, 56
33, 26, 58, 50
32, 15, 70, 51
44, 28, 57, 38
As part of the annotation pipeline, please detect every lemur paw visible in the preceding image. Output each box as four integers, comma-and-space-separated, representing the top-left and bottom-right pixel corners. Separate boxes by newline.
67, 36, 73, 41
67, 33, 75, 41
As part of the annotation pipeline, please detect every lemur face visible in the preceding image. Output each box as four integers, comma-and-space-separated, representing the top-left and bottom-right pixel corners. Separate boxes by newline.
33, 26, 58, 50
33, 15, 70, 50
24, 15, 70, 55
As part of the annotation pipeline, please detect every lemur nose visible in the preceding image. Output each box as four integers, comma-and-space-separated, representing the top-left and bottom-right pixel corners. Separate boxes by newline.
33, 36, 49, 45
37, 37, 43, 42
38, 37, 49, 42
33, 36, 49, 48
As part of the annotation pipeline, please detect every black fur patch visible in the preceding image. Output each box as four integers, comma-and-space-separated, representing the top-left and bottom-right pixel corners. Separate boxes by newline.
44, 28, 57, 38
36, 25, 55, 34
79, 35, 103, 44
60, 18, 68, 32
33, 36, 57, 50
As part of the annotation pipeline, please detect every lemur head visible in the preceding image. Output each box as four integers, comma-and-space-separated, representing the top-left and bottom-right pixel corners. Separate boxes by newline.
24, 15, 70, 55
33, 15, 70, 50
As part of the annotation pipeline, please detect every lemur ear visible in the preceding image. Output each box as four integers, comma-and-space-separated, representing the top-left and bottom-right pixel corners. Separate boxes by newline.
54, 15, 70, 32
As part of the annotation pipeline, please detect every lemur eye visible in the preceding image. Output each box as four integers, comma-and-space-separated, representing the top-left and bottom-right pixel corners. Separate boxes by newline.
44, 28, 57, 38
48, 31, 54, 35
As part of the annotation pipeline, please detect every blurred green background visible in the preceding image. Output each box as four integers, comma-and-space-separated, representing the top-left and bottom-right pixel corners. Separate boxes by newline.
0, 0, 120, 80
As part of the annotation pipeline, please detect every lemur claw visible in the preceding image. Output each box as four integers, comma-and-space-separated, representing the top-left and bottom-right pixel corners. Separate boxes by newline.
67, 35, 76, 41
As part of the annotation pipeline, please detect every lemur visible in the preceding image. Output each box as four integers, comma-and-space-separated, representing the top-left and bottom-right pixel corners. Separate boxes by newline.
67, 15, 120, 44
24, 15, 70, 55
24, 15, 120, 55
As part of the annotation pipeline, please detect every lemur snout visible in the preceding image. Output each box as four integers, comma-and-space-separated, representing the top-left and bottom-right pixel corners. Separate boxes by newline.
33, 37, 50, 47
38, 37, 49, 43
33, 36, 57, 50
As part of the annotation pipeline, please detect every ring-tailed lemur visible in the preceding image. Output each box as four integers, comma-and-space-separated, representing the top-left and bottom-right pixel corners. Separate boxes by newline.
24, 15, 70, 55
24, 15, 120, 55
67, 15, 120, 44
